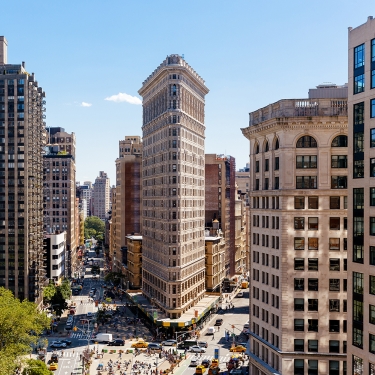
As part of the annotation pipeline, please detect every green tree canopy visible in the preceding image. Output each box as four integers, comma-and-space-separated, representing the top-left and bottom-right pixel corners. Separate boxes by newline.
84, 216, 105, 239
22, 359, 52, 375
0, 288, 50, 375
50, 289, 68, 317
59, 279, 71, 300
42, 282, 56, 303
104, 272, 124, 286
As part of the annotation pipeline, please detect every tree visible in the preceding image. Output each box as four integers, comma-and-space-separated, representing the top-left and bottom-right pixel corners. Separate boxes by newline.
42, 282, 56, 304
59, 279, 71, 300
0, 288, 50, 375
84, 216, 105, 239
49, 289, 68, 317
22, 359, 52, 375
104, 272, 124, 286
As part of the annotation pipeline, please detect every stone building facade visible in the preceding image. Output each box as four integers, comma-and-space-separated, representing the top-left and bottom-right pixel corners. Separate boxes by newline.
92, 171, 110, 220
242, 85, 349, 375
139, 54, 209, 318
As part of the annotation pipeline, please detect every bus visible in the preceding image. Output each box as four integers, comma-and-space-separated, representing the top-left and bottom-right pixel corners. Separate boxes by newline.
178, 339, 198, 349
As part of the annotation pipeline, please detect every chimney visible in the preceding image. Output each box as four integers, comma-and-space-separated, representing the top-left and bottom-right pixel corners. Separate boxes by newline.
0, 36, 8, 65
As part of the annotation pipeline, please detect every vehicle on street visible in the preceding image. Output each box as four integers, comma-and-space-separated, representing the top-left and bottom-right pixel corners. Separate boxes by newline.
190, 357, 200, 367
94, 333, 113, 343
108, 339, 125, 346
229, 345, 246, 353
215, 319, 223, 326
72, 289, 80, 295
207, 327, 216, 335
198, 341, 208, 348
89, 291, 94, 297
50, 341, 66, 349
49, 362, 58, 371
178, 339, 198, 349
148, 343, 162, 351
190, 345, 206, 353
196, 365, 207, 374
49, 354, 59, 363
131, 340, 148, 348
241, 281, 249, 289
162, 339, 177, 346
236, 291, 244, 298
61, 339, 72, 346
230, 370, 243, 375
201, 359, 211, 368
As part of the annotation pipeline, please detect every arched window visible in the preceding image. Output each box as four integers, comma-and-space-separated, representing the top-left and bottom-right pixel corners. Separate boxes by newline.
255, 143, 259, 154
264, 141, 269, 152
296, 136, 317, 148
331, 135, 348, 147
275, 138, 280, 150
172, 84, 177, 96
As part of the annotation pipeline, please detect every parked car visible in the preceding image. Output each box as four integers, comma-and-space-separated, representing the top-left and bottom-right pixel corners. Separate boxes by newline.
198, 341, 208, 348
50, 341, 66, 349
108, 339, 125, 346
161, 339, 177, 346
215, 319, 223, 326
190, 345, 206, 353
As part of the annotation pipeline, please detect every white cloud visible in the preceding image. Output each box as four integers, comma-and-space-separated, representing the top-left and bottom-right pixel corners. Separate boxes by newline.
81, 102, 92, 107
104, 92, 142, 105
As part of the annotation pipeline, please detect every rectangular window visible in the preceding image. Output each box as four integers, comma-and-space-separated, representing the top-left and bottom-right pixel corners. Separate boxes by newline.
353, 328, 363, 348
354, 43, 365, 68
294, 217, 304, 230
308, 258, 318, 271
296, 176, 317, 189
308, 237, 318, 250
329, 259, 340, 271
331, 155, 347, 168
370, 305, 375, 325
294, 298, 304, 311
308, 217, 318, 230
354, 74, 365, 94
370, 334, 375, 354
329, 217, 340, 230
294, 197, 305, 209
371, 217, 375, 235
294, 359, 304, 375
308, 319, 318, 332
308, 196, 318, 209
296, 155, 317, 168
372, 100, 375, 119
371, 275, 375, 295
294, 237, 305, 250
255, 179, 259, 190
294, 258, 304, 270
329, 279, 340, 291
294, 278, 304, 291
371, 246, 375, 265
371, 159, 375, 177
329, 238, 340, 251
329, 340, 340, 353
371, 188, 375, 206
274, 157, 279, 170
308, 299, 318, 311
294, 319, 304, 331
330, 196, 340, 209
308, 278, 318, 291
255, 160, 259, 173
265, 159, 269, 171
308, 360, 318, 375
354, 188, 364, 209
354, 102, 365, 125
329, 320, 340, 332
331, 176, 347, 189
274, 176, 279, 190
329, 361, 339, 375
354, 160, 364, 178
294, 339, 304, 352
329, 299, 340, 312
353, 356, 363, 374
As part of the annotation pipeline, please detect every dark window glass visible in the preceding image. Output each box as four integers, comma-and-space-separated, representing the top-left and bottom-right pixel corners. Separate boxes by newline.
371, 128, 375, 148
354, 74, 365, 94
329, 320, 340, 332
354, 188, 364, 209
294, 197, 305, 209
330, 196, 340, 209
354, 300, 364, 324
308, 299, 318, 311
255, 179, 259, 191
296, 176, 317, 189
296, 155, 317, 168
353, 272, 364, 294
294, 298, 304, 311
371, 100, 375, 118
294, 217, 304, 230
274, 176, 279, 190
308, 359, 318, 375
294, 238, 305, 250
329, 360, 339, 375
331, 155, 347, 168
371, 188, 375, 206
329, 299, 340, 312
329, 259, 340, 271
296, 136, 317, 148
308, 237, 318, 250
354, 160, 364, 178
371, 159, 375, 177
371, 276, 375, 295
255, 144, 259, 154
354, 44, 365, 68
353, 328, 363, 348
308, 196, 318, 209
331, 135, 348, 147
274, 157, 279, 170
370, 246, 375, 265
331, 176, 347, 189
330, 217, 340, 230
308, 319, 318, 332
329, 279, 340, 291
370, 334, 375, 354
275, 138, 279, 150
294, 319, 304, 331
354, 131, 364, 154
294, 258, 304, 270
265, 159, 269, 171
294, 339, 304, 352
264, 141, 269, 152
329, 340, 340, 353
308, 217, 318, 230
255, 160, 259, 172
294, 359, 304, 375
370, 305, 375, 325
308, 278, 318, 291
294, 278, 304, 291
371, 218, 375, 235
308, 258, 318, 271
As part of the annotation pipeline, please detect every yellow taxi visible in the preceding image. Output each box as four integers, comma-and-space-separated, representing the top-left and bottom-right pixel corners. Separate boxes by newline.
196, 365, 207, 374
131, 340, 149, 348
49, 362, 58, 371
229, 345, 246, 353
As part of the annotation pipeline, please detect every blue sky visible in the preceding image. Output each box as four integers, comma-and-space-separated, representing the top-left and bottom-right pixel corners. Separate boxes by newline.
2, 0, 374, 183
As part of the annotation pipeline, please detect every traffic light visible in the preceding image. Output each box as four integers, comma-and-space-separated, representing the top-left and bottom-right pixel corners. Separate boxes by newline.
73, 326, 78, 331
232, 325, 235, 329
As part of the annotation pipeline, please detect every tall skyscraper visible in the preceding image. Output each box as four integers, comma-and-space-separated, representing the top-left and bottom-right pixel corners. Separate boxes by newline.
0, 36, 46, 304
92, 171, 110, 220
242, 84, 348, 374
43, 127, 77, 277
347, 16, 375, 374
139, 54, 209, 318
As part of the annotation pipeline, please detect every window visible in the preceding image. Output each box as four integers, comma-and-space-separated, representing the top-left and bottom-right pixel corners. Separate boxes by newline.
294, 339, 304, 352
294, 237, 305, 250
353, 356, 363, 374
308, 258, 318, 271
353, 328, 363, 348
308, 278, 318, 291
255, 143, 259, 154
371, 159, 375, 177
294, 359, 304, 375
264, 141, 269, 152
371, 217, 375, 235
294, 258, 304, 270
274, 157, 279, 170
331, 176, 347, 189
371, 275, 375, 295
371, 247, 375, 265
353, 272, 364, 294
329, 238, 340, 250
308, 196, 318, 209
370, 305, 375, 324
275, 138, 279, 150
329, 340, 340, 353
330, 217, 340, 230
330, 196, 340, 209
370, 334, 375, 354
296, 155, 317, 168
372, 100, 375, 119
296, 176, 317, 189
329, 279, 340, 291
265, 159, 269, 171
330, 259, 340, 271
296, 136, 317, 148
294, 319, 304, 331
274, 176, 279, 190
354, 44, 365, 68
307, 340, 318, 353
354, 160, 364, 178
329, 360, 339, 375
308, 217, 318, 230
308, 238, 318, 250
331, 135, 348, 147
329, 299, 340, 312
294, 298, 304, 311
308, 360, 318, 375
308, 319, 318, 332
264, 178, 269, 190
354, 188, 364, 209
354, 74, 365, 94
255, 160, 259, 172
255, 179, 259, 190
294, 197, 305, 209
308, 299, 318, 311
294, 278, 304, 291
329, 320, 340, 332
371, 188, 375, 206
331, 155, 347, 168
294, 217, 304, 230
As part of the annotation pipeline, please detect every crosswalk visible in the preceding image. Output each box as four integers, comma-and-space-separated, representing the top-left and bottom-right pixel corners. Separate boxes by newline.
49, 351, 82, 358
70, 332, 92, 340
189, 355, 231, 362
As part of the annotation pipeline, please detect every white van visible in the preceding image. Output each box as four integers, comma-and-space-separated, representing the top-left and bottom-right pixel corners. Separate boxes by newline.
207, 327, 216, 335
94, 333, 113, 343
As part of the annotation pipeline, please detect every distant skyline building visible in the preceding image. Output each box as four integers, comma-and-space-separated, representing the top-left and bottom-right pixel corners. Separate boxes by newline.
242, 84, 348, 375
92, 171, 110, 220
139, 54, 209, 318
0, 36, 46, 304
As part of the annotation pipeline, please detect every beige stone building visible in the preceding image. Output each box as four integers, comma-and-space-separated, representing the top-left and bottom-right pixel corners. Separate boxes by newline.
139, 54, 209, 318
43, 127, 77, 277
111, 136, 142, 275
347, 16, 375, 374
126, 235, 142, 289
242, 85, 349, 375
235, 193, 247, 276
0, 37, 46, 304
236, 165, 250, 206
92, 171, 110, 220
